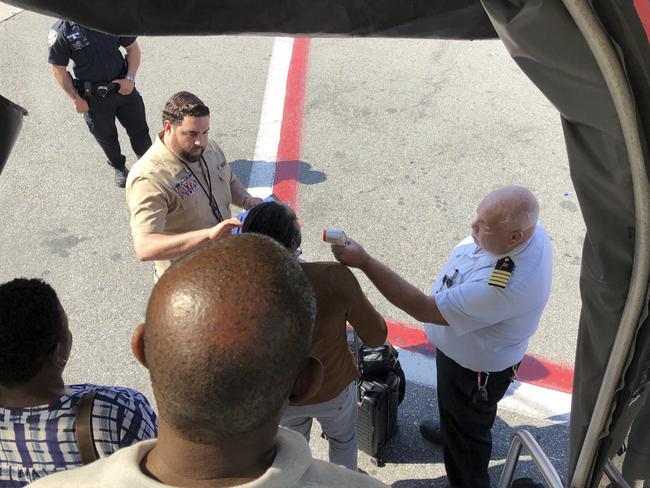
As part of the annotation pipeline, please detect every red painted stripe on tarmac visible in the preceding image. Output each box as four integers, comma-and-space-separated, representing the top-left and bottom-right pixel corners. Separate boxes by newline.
386, 320, 574, 394
517, 353, 573, 394
273, 38, 310, 209
386, 320, 437, 356
634, 0, 650, 44
272, 37, 575, 395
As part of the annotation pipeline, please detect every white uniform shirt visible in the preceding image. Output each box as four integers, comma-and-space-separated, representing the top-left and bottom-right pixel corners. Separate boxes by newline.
425, 224, 553, 372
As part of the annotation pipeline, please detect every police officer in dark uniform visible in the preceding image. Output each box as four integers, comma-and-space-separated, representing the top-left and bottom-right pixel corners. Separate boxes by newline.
48, 21, 152, 187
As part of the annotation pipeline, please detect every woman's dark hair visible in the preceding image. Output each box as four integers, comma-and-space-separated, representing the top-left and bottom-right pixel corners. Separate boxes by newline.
241, 201, 301, 250
0, 278, 64, 387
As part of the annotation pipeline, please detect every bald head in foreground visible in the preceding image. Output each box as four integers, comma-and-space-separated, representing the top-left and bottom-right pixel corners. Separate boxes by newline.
332, 185, 553, 488
32, 234, 389, 487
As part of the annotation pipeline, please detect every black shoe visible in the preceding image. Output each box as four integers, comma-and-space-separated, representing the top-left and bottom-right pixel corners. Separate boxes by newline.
512, 478, 545, 488
419, 419, 443, 444
113, 166, 129, 188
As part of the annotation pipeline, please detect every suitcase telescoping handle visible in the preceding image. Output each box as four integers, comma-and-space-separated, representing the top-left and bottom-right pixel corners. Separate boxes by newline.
352, 329, 363, 402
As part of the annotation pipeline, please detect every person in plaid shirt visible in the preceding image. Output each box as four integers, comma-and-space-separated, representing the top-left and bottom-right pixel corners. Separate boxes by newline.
0, 278, 157, 486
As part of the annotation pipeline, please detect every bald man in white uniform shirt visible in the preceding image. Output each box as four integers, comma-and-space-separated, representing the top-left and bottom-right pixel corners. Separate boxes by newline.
331, 186, 553, 488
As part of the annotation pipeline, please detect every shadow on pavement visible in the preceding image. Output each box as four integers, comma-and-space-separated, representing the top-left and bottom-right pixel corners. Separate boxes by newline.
391, 457, 564, 488
371, 380, 569, 487
392, 478, 446, 488
231, 159, 327, 188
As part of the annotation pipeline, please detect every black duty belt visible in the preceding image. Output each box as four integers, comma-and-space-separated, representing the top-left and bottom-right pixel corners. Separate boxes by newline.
74, 79, 120, 98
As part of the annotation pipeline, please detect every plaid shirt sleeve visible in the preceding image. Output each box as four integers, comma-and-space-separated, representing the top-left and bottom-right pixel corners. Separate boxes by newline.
91, 387, 158, 456
0, 384, 158, 485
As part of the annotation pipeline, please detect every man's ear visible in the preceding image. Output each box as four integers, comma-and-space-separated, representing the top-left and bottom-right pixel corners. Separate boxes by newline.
289, 356, 324, 405
131, 323, 148, 369
48, 342, 67, 369
511, 230, 524, 246
162, 119, 173, 134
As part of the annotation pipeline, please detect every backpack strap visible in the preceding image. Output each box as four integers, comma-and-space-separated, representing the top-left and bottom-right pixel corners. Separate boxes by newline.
352, 330, 365, 402
75, 390, 98, 465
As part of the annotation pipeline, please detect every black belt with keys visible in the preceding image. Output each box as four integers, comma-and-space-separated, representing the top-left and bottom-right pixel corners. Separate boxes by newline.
472, 371, 490, 403
471, 364, 520, 404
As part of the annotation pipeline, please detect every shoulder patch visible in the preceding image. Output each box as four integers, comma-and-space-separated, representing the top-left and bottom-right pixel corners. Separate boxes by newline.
488, 256, 515, 288
48, 28, 59, 47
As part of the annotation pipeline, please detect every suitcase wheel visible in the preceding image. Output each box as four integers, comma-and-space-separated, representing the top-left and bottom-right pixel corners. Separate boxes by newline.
370, 457, 385, 467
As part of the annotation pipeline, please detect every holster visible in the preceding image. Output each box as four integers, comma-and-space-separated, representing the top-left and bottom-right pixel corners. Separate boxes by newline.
73, 79, 118, 98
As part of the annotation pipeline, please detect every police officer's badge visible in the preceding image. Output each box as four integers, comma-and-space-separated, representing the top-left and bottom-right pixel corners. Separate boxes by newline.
488, 256, 515, 288
48, 28, 59, 47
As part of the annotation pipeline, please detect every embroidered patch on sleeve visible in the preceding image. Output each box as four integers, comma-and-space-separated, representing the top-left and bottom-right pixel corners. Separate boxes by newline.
488, 256, 515, 288
48, 28, 59, 47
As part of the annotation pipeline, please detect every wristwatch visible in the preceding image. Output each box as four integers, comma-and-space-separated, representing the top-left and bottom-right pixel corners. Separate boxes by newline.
125, 75, 136, 82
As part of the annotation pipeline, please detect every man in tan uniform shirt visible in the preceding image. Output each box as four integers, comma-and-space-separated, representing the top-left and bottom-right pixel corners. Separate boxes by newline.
126, 91, 261, 278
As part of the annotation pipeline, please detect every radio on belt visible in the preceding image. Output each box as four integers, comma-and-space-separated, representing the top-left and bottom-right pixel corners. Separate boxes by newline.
323, 228, 348, 246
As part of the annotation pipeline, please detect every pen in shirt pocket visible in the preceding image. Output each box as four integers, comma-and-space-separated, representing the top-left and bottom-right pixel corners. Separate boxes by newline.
438, 268, 459, 292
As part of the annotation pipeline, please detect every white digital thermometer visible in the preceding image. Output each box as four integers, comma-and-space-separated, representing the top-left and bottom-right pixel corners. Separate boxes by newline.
323, 228, 348, 246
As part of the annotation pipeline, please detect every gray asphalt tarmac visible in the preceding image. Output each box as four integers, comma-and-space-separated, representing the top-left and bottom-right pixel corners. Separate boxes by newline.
0, 8, 579, 486
299, 37, 584, 368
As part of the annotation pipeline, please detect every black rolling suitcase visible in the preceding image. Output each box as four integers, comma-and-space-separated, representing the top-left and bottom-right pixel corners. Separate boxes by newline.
352, 334, 406, 466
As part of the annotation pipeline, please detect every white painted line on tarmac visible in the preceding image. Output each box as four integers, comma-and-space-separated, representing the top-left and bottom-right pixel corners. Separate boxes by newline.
397, 348, 571, 423
249, 37, 294, 198
0, 2, 22, 22
500, 381, 571, 423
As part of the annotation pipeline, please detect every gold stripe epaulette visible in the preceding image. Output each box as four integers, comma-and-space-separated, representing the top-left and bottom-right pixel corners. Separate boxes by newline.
488, 256, 515, 288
